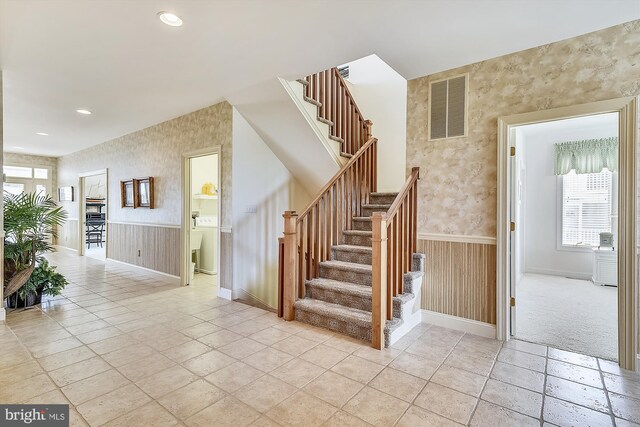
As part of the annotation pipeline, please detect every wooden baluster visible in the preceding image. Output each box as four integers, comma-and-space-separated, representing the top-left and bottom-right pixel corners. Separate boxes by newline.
298, 221, 303, 298
373, 139, 377, 193
282, 211, 298, 321
342, 85, 347, 149
386, 225, 393, 320
371, 212, 387, 349
314, 205, 319, 276
394, 215, 399, 297
412, 172, 418, 255
326, 71, 331, 124
407, 185, 415, 271
337, 80, 342, 143
277, 237, 284, 317
307, 211, 312, 281
319, 72, 325, 118
401, 209, 405, 294
331, 71, 337, 135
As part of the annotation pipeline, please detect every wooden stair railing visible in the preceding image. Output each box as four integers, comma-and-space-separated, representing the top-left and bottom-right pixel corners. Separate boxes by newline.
281, 137, 378, 320
371, 167, 420, 349
305, 67, 372, 156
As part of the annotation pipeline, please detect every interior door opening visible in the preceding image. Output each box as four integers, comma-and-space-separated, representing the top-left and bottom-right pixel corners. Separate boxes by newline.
509, 112, 619, 361
184, 152, 220, 293
78, 170, 108, 261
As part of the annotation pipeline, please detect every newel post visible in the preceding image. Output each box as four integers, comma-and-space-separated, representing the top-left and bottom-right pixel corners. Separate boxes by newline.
282, 211, 298, 321
365, 120, 373, 140
371, 212, 387, 349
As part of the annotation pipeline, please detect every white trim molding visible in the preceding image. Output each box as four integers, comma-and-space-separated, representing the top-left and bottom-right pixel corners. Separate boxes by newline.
107, 220, 181, 229
421, 310, 497, 339
419, 233, 496, 245
524, 267, 592, 282
217, 287, 232, 300
54, 245, 78, 253
0, 308, 5, 322
106, 258, 180, 281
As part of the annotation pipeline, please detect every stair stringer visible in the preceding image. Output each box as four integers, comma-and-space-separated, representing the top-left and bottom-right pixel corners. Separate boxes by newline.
280, 78, 347, 167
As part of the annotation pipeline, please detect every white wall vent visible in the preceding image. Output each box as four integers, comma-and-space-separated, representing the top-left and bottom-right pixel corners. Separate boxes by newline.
429, 74, 468, 140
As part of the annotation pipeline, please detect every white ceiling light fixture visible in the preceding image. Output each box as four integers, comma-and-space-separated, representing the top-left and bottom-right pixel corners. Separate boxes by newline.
36, 132, 48, 136
12, 146, 25, 150
76, 109, 92, 115
158, 11, 183, 27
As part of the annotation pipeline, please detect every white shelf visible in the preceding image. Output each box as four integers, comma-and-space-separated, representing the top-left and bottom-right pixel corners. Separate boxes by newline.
193, 194, 218, 200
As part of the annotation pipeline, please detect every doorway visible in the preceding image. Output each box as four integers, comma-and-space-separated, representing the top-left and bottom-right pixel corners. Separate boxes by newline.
181, 150, 220, 294
510, 112, 619, 360
78, 170, 108, 261
497, 97, 638, 370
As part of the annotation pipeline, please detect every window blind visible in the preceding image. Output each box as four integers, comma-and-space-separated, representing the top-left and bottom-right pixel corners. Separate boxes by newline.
561, 169, 612, 246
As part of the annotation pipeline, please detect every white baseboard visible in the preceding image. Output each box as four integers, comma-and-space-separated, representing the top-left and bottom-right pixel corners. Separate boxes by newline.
106, 258, 180, 281
196, 268, 217, 275
217, 287, 232, 300
524, 267, 592, 281
0, 308, 5, 322
422, 310, 497, 339
54, 245, 77, 253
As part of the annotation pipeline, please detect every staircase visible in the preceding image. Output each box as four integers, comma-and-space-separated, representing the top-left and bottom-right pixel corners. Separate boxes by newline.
294, 192, 424, 347
278, 67, 424, 349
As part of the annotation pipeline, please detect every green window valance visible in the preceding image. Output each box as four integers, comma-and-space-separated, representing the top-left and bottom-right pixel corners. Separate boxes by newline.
554, 137, 618, 175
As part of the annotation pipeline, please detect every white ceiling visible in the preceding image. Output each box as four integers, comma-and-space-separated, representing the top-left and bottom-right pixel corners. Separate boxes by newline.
1, 0, 638, 157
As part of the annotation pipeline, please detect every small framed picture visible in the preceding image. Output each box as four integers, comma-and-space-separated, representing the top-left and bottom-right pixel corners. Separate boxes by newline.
120, 180, 135, 208
135, 177, 155, 209
58, 186, 74, 202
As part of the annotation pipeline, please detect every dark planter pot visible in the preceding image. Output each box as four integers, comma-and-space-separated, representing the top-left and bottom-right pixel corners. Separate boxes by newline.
6, 290, 42, 308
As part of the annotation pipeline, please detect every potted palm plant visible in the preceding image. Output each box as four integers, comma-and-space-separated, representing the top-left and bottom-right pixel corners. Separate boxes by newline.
3, 192, 68, 308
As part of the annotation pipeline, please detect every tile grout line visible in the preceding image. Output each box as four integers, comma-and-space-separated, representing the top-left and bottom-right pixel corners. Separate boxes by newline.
541, 347, 549, 426
597, 358, 617, 426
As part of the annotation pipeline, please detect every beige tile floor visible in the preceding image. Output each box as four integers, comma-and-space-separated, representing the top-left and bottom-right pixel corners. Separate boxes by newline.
2, 250, 640, 426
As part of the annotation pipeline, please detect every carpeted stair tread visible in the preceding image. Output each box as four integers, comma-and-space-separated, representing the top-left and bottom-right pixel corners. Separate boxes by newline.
343, 230, 372, 237
370, 192, 399, 197
295, 299, 371, 327
361, 203, 393, 209
306, 278, 372, 298
320, 260, 372, 273
332, 244, 372, 254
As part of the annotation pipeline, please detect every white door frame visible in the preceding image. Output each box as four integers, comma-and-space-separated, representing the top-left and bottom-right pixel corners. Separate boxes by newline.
180, 148, 221, 293
78, 169, 108, 257
497, 97, 638, 370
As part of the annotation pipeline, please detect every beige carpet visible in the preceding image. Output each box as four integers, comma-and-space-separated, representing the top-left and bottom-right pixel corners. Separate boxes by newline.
515, 273, 618, 361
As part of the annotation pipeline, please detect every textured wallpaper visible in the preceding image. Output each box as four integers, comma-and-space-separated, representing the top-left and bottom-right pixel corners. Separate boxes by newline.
57, 101, 233, 228
407, 20, 640, 237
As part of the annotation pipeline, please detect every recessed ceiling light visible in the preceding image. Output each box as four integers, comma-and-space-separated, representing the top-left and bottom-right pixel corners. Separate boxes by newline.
76, 109, 92, 115
158, 11, 183, 27
12, 146, 25, 150
36, 132, 48, 136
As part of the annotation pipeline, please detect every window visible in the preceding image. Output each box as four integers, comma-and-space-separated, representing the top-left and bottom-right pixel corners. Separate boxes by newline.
34, 168, 49, 179
3, 182, 25, 196
561, 169, 612, 247
4, 166, 32, 178
429, 74, 468, 140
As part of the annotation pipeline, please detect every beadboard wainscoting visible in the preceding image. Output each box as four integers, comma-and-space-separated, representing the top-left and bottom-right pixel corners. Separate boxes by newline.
220, 229, 233, 291
108, 222, 180, 277
418, 234, 497, 325
58, 219, 79, 251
